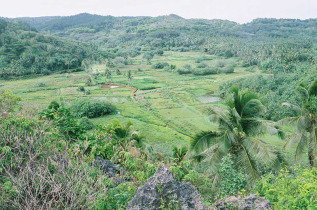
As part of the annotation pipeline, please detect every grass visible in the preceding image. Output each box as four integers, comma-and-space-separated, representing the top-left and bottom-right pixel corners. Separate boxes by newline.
0, 51, 266, 156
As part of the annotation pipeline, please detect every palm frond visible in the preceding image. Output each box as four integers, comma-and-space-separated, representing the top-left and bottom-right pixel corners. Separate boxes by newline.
308, 80, 317, 97
241, 99, 265, 118
270, 150, 287, 170
243, 138, 277, 166
294, 130, 307, 162
284, 133, 300, 149
241, 91, 260, 110
263, 120, 286, 140
208, 106, 234, 131
282, 102, 302, 114
211, 172, 221, 192
223, 131, 236, 150
277, 116, 301, 127
231, 86, 242, 113
193, 145, 224, 173
296, 86, 309, 103
190, 130, 222, 153
276, 126, 286, 140
313, 125, 317, 151
296, 116, 309, 132
241, 118, 265, 136
237, 144, 259, 179
231, 107, 241, 127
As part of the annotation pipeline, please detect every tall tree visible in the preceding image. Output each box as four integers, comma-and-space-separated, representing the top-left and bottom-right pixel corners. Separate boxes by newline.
191, 87, 282, 179
127, 70, 132, 81
282, 80, 317, 168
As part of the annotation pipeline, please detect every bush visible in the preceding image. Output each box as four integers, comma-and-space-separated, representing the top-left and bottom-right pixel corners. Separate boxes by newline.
79, 117, 94, 130
77, 86, 85, 92
256, 167, 317, 209
220, 65, 234, 74
196, 62, 208, 68
95, 182, 137, 210
40, 101, 86, 140
152, 62, 169, 69
177, 68, 192, 75
192, 67, 218, 75
71, 99, 116, 118
0, 90, 21, 118
217, 154, 246, 198
177, 64, 192, 75
0, 117, 109, 209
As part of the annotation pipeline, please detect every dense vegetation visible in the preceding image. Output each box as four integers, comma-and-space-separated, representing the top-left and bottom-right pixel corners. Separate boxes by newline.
0, 18, 105, 77
1, 13, 317, 209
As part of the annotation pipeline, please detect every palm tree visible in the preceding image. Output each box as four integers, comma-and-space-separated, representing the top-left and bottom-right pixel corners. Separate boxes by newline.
281, 80, 317, 168
191, 87, 282, 179
110, 120, 144, 151
172, 146, 188, 164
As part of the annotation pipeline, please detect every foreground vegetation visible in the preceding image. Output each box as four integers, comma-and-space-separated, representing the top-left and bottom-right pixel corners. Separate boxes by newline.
1, 14, 317, 209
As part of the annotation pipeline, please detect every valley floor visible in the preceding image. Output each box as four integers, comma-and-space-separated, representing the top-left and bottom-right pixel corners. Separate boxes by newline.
0, 51, 290, 157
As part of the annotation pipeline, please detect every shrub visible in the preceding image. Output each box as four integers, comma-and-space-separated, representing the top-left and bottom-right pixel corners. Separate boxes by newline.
155, 50, 164, 56
152, 62, 169, 69
86, 77, 94, 86
256, 167, 317, 209
0, 117, 109, 209
177, 68, 192, 75
71, 99, 116, 118
177, 64, 193, 75
95, 182, 137, 210
196, 62, 208, 68
79, 117, 94, 130
0, 90, 21, 118
36, 82, 46, 87
220, 65, 234, 73
40, 102, 85, 140
172, 146, 188, 163
217, 154, 246, 199
77, 86, 85, 92
192, 67, 217, 75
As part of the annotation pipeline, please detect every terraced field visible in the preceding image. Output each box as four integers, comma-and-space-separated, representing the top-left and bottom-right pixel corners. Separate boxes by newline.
0, 51, 262, 155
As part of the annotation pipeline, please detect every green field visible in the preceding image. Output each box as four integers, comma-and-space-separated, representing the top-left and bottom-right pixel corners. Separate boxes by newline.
1, 51, 299, 159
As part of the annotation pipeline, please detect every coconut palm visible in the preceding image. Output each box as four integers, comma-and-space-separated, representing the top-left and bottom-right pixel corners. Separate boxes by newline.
172, 146, 188, 164
110, 120, 145, 150
191, 87, 282, 179
281, 80, 317, 168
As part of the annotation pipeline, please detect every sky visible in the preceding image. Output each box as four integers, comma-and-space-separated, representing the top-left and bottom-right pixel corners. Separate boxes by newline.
1, 0, 317, 23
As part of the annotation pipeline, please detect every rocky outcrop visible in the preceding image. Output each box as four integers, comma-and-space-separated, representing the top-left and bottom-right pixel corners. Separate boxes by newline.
93, 157, 121, 177
127, 165, 208, 210
212, 194, 272, 210
93, 157, 130, 185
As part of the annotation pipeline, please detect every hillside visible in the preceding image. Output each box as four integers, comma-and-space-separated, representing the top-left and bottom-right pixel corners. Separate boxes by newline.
14, 14, 317, 67
0, 18, 104, 77
16, 13, 317, 44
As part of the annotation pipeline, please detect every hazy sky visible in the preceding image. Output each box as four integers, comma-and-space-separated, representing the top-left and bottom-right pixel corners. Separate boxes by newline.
1, 0, 317, 23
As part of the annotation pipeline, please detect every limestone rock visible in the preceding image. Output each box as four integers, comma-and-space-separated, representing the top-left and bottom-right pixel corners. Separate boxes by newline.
93, 157, 131, 185
127, 165, 208, 210
213, 194, 272, 210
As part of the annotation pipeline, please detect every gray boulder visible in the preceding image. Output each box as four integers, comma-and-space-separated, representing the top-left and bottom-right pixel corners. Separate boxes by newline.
213, 194, 273, 210
127, 165, 208, 210
93, 157, 131, 185
93, 157, 121, 177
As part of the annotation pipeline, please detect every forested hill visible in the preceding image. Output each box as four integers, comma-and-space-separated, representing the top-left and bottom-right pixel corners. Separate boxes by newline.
2, 14, 317, 78
12, 14, 317, 58
0, 18, 104, 77
16, 13, 317, 40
